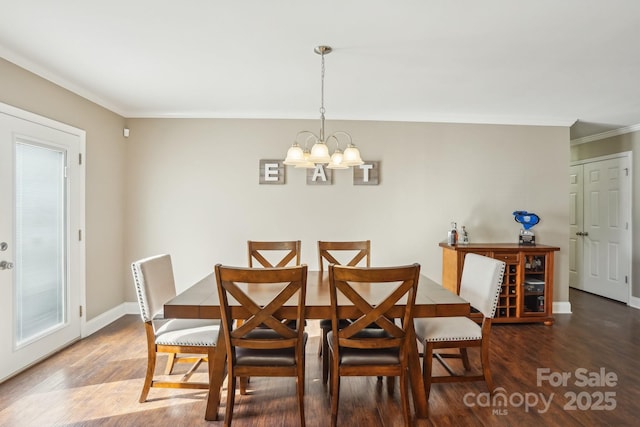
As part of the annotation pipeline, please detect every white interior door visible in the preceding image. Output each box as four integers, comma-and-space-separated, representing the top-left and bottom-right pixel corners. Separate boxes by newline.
569, 164, 583, 288
570, 155, 631, 303
0, 103, 85, 382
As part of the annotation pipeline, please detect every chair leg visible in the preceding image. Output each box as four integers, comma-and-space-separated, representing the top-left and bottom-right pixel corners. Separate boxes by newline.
140, 347, 156, 403
328, 360, 334, 396
400, 369, 411, 427
460, 348, 471, 371
164, 352, 177, 375
239, 376, 248, 395
330, 372, 340, 427
386, 376, 394, 394
423, 341, 434, 402
297, 361, 306, 427
224, 373, 236, 427
321, 329, 330, 384
481, 339, 494, 393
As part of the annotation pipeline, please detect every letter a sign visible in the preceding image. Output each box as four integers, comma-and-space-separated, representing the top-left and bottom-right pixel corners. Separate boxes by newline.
306, 164, 332, 185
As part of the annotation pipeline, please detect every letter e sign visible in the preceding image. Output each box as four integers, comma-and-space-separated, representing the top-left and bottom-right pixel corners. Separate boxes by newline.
259, 160, 285, 184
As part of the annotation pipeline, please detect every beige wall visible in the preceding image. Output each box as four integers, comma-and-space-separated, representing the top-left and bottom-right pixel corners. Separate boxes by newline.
572, 131, 640, 297
1, 57, 572, 322
0, 58, 127, 320
124, 118, 571, 303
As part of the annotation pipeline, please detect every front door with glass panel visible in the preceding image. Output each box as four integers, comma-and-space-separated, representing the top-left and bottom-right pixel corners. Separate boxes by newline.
0, 104, 84, 382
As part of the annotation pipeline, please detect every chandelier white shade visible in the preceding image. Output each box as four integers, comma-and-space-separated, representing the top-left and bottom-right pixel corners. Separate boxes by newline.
309, 141, 330, 163
283, 143, 304, 165
283, 46, 363, 169
343, 143, 364, 166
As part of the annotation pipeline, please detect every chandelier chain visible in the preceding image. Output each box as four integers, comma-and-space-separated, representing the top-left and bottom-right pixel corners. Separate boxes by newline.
320, 51, 325, 116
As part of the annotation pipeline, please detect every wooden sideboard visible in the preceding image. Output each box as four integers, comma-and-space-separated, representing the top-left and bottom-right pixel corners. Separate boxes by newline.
440, 242, 559, 325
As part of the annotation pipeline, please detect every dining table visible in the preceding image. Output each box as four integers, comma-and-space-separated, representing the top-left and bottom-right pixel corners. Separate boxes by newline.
164, 270, 470, 421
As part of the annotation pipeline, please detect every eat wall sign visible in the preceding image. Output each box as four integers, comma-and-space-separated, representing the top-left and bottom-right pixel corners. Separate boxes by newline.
259, 160, 379, 185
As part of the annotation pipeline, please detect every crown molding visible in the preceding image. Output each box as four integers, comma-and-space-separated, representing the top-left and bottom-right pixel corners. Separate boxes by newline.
571, 123, 640, 145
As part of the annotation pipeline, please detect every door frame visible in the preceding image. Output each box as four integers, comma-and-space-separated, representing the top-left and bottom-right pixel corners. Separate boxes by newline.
0, 101, 86, 358
570, 152, 632, 304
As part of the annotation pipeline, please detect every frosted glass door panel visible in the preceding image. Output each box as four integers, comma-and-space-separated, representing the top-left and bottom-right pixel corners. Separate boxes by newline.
15, 141, 67, 345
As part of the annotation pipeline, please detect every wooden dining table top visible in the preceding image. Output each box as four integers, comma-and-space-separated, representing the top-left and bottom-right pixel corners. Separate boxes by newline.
163, 269, 470, 421
164, 270, 470, 320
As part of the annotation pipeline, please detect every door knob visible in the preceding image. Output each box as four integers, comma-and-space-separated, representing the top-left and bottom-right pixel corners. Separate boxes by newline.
0, 261, 13, 270
576, 232, 583, 236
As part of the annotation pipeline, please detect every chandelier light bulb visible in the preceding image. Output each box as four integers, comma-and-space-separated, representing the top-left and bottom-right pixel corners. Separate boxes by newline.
308, 141, 331, 163
284, 143, 305, 165
295, 149, 316, 168
343, 144, 364, 166
327, 148, 348, 169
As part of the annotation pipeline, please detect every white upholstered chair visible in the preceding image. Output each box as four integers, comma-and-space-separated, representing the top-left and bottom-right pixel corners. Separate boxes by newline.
131, 254, 220, 402
414, 253, 505, 400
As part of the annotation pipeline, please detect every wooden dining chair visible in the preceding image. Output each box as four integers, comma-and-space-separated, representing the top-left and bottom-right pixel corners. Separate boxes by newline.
214, 264, 308, 427
327, 263, 421, 427
414, 253, 505, 401
317, 240, 371, 384
248, 240, 301, 268
131, 254, 220, 403
244, 240, 302, 391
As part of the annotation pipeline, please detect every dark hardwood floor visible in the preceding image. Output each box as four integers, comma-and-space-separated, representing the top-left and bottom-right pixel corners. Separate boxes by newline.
1, 288, 638, 426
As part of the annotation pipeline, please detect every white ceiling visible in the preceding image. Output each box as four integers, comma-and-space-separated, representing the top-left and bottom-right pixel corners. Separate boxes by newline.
1, 1, 640, 140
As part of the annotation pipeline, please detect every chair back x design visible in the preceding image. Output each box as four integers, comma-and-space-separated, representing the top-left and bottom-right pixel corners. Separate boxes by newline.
317, 240, 371, 383
318, 240, 370, 270
131, 254, 219, 403
327, 263, 421, 427
248, 240, 301, 268
214, 264, 308, 427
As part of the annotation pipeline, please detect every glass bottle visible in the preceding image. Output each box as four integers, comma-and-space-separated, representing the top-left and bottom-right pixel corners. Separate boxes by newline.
447, 222, 458, 245
460, 225, 469, 244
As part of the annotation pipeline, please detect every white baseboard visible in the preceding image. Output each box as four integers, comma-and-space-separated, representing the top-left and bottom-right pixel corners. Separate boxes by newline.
82, 302, 139, 337
628, 295, 640, 309
553, 301, 572, 314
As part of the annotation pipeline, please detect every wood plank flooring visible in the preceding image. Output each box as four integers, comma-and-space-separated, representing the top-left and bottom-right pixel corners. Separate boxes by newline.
1, 288, 638, 426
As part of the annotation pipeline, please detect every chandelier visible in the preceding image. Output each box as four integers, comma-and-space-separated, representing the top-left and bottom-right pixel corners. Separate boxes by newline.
283, 46, 363, 169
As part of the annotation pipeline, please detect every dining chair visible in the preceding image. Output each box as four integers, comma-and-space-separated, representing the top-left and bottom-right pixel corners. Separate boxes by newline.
215, 264, 308, 427
317, 240, 371, 384
244, 240, 303, 392
131, 254, 220, 403
413, 253, 505, 401
327, 263, 421, 427
248, 240, 301, 268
